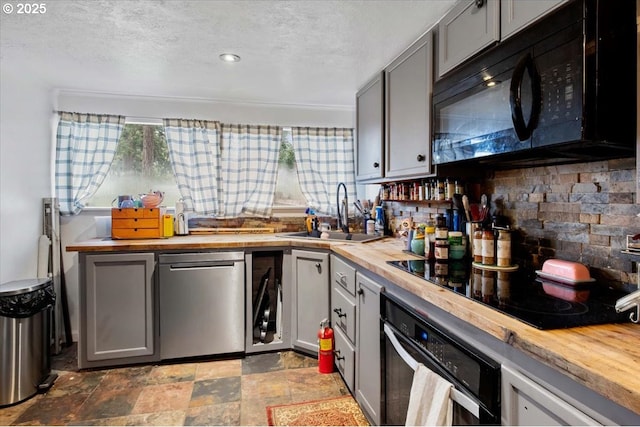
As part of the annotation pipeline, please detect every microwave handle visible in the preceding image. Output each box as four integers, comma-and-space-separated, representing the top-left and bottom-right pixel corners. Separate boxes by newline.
510, 52, 541, 141
383, 322, 480, 418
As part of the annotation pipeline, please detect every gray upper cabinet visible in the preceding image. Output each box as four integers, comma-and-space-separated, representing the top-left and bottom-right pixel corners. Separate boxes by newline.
80, 252, 157, 369
356, 72, 384, 181
500, 0, 567, 41
385, 31, 433, 179
437, 0, 567, 78
437, 0, 499, 78
291, 249, 329, 354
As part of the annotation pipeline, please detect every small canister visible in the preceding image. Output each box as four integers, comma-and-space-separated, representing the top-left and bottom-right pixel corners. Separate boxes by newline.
496, 229, 512, 267
482, 229, 495, 265
435, 239, 449, 261
366, 219, 375, 234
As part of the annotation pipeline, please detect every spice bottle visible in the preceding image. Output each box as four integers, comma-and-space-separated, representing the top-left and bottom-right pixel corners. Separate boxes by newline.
473, 226, 483, 263
437, 179, 445, 200
446, 177, 455, 200
435, 238, 449, 261
425, 220, 436, 260
496, 229, 512, 267
482, 229, 495, 265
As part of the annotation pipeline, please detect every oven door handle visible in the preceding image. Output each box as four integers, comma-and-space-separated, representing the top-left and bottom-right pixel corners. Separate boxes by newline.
383, 323, 481, 419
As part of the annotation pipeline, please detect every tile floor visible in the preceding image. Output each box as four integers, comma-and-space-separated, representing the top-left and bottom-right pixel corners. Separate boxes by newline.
0, 344, 350, 426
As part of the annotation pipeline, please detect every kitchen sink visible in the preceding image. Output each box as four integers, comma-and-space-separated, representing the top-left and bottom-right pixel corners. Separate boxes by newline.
280, 231, 384, 243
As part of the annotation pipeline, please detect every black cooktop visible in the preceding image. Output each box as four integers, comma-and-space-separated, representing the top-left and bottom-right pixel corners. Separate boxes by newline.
387, 259, 630, 329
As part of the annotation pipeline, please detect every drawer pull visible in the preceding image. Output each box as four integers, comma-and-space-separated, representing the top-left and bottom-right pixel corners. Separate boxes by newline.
334, 349, 345, 361
333, 308, 346, 318
357, 288, 364, 296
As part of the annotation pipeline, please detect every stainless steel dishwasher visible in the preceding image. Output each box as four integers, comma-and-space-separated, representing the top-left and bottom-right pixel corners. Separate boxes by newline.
159, 252, 245, 359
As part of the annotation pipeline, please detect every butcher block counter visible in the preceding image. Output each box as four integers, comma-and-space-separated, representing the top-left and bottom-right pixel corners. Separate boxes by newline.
67, 234, 640, 418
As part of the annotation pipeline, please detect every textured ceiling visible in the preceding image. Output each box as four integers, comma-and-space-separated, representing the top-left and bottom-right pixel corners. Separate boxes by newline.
0, 0, 455, 108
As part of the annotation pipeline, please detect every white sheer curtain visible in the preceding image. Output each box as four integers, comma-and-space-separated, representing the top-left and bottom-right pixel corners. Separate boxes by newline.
290, 127, 356, 216
55, 112, 125, 215
163, 119, 222, 216
219, 124, 281, 217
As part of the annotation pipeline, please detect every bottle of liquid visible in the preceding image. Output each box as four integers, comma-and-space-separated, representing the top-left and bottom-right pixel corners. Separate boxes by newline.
375, 206, 386, 235
425, 220, 436, 260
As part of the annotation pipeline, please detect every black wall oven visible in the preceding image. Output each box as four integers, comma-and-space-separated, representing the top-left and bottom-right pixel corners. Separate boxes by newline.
381, 292, 501, 425
432, 0, 636, 167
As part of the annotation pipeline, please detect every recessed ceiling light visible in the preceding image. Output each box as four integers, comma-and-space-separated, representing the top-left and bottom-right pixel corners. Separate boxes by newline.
219, 53, 241, 63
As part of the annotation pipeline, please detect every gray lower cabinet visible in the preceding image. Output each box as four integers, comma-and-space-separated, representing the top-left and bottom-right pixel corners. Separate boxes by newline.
80, 252, 158, 369
501, 364, 601, 425
331, 255, 384, 425
291, 249, 329, 354
355, 272, 383, 426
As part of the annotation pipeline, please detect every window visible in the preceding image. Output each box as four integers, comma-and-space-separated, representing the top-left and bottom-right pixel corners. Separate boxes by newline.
274, 128, 307, 208
86, 122, 181, 208
87, 122, 307, 212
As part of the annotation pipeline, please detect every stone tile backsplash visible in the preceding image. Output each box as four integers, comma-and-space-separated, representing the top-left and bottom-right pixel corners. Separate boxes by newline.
385, 157, 638, 289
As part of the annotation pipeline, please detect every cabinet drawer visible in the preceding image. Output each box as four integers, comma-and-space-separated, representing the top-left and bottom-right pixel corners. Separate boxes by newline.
111, 207, 162, 219
112, 218, 160, 229
331, 286, 356, 343
334, 326, 355, 393
331, 255, 356, 295
111, 227, 163, 239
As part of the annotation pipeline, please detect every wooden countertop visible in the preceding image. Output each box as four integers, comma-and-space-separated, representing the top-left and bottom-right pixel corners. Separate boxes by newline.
67, 234, 640, 416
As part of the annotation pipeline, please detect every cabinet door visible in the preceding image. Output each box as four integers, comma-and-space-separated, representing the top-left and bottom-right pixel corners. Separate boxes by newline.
291, 249, 329, 354
501, 364, 601, 426
500, 0, 567, 41
83, 253, 156, 364
385, 31, 433, 179
355, 272, 384, 426
437, 0, 499, 78
356, 72, 384, 181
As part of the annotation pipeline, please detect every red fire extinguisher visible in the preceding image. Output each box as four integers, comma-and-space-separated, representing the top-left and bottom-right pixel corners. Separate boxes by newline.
318, 319, 334, 373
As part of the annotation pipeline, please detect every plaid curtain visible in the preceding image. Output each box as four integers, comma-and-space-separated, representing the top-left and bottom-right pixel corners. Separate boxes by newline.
220, 124, 281, 217
55, 112, 125, 215
290, 127, 356, 216
164, 119, 222, 216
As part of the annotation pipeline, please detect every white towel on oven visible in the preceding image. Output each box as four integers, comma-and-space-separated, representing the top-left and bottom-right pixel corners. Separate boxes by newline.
405, 363, 453, 426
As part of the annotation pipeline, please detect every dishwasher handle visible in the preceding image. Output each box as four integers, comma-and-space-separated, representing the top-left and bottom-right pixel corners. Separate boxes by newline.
383, 322, 481, 418
166, 261, 238, 270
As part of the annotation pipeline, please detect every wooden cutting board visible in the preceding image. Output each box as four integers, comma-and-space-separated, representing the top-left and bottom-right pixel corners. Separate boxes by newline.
189, 227, 275, 235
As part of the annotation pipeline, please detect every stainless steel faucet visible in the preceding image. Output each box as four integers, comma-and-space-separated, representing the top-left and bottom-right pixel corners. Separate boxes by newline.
336, 182, 349, 233
615, 289, 640, 324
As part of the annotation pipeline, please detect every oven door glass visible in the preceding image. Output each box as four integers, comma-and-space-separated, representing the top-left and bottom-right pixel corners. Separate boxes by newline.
383, 323, 492, 426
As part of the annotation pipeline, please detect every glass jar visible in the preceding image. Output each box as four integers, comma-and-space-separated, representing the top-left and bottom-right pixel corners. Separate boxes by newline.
497, 229, 512, 267
446, 177, 455, 200
410, 234, 425, 256
482, 229, 495, 265
437, 179, 445, 200
473, 227, 483, 263
435, 239, 449, 261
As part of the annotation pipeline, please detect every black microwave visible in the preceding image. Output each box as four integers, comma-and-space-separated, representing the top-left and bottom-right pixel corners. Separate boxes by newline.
432, 0, 636, 168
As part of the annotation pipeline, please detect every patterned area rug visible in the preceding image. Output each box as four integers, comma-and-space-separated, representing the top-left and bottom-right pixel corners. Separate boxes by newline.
267, 396, 370, 426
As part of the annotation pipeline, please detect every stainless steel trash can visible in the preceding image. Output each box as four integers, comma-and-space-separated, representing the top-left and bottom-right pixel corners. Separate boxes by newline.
0, 278, 55, 406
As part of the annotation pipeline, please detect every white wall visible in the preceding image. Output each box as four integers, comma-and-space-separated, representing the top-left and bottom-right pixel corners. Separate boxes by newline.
1, 89, 353, 341
0, 68, 55, 284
